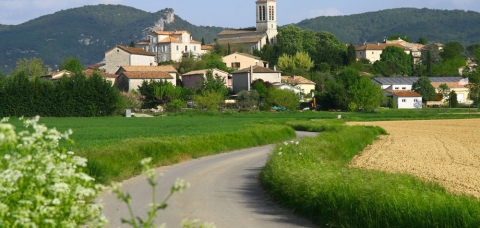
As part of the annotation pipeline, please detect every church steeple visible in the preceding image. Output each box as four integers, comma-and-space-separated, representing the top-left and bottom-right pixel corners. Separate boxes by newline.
256, 0, 277, 44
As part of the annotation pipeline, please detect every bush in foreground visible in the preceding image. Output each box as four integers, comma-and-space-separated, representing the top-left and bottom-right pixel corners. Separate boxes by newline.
0, 117, 106, 227
261, 121, 480, 227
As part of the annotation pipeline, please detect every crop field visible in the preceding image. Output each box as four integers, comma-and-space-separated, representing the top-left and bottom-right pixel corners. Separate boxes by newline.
349, 119, 480, 198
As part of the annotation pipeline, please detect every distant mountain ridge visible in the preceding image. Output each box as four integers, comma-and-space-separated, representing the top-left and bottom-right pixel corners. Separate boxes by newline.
1, 6, 479, 74
296, 8, 480, 45
0, 4, 224, 74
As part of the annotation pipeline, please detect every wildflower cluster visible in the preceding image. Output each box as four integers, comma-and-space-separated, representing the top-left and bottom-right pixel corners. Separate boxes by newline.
277, 140, 300, 156
0, 117, 106, 227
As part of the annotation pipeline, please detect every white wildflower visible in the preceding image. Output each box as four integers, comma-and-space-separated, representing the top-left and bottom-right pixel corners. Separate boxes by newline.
295, 141, 299, 145
278, 152, 282, 155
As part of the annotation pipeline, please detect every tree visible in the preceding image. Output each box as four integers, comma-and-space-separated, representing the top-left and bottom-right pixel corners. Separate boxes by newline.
293, 52, 314, 72
129, 40, 136, 47
373, 46, 413, 76
449, 91, 458, 108
412, 76, 436, 103
314, 31, 347, 70
438, 83, 450, 102
418, 37, 428, 45
10, 57, 49, 78
345, 44, 357, 66
227, 43, 231, 55
466, 44, 480, 60
199, 70, 229, 96
194, 90, 223, 111
388, 34, 411, 42
266, 88, 299, 111
252, 80, 269, 100
237, 90, 259, 109
350, 76, 384, 111
59, 57, 84, 73
277, 53, 295, 73
201, 38, 205, 45
440, 41, 464, 61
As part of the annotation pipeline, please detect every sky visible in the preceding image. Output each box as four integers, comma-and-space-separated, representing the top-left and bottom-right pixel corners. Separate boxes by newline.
0, 0, 479, 27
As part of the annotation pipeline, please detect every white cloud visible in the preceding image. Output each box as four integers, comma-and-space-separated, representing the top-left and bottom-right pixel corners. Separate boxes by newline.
309, 8, 343, 18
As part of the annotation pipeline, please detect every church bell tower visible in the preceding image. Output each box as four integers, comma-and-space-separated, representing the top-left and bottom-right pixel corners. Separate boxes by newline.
256, 0, 277, 42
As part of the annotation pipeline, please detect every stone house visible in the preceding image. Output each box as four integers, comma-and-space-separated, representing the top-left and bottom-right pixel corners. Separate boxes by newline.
222, 52, 268, 69
116, 71, 175, 92
232, 65, 281, 94
104, 45, 156, 74
216, 0, 278, 53
281, 75, 316, 95
115, 65, 178, 86
181, 69, 231, 89
137, 30, 203, 62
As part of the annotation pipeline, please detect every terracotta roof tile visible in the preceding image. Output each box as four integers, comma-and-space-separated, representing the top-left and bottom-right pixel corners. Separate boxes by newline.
159, 36, 182, 43
182, 68, 229, 76
281, 76, 316, 85
356, 43, 410, 51
108, 45, 155, 56
122, 71, 173, 79
216, 36, 264, 44
201, 45, 213, 50
387, 90, 422, 97
431, 82, 467, 89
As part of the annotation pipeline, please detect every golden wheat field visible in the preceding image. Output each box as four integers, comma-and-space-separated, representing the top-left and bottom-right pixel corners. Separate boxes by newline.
348, 119, 480, 198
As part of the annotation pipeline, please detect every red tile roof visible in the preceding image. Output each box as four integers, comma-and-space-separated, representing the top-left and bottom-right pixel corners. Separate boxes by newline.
281, 76, 315, 85
107, 45, 155, 56
119, 65, 178, 73
387, 90, 422, 97
159, 36, 182, 43
356, 43, 410, 51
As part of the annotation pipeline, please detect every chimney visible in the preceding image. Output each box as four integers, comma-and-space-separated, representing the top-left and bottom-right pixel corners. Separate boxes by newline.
274, 65, 277, 71
248, 65, 253, 91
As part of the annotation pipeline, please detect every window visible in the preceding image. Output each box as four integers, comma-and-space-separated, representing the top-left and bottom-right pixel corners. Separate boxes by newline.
395, 87, 399, 90
231, 62, 241, 68
185, 46, 188, 52
176, 45, 179, 51
372, 52, 374, 54
402, 87, 406, 90
194, 46, 196, 51
402, 99, 406, 102
414, 99, 418, 102
262, 6, 266, 21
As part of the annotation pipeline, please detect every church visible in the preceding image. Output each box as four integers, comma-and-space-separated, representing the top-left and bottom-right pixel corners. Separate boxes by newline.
216, 0, 278, 53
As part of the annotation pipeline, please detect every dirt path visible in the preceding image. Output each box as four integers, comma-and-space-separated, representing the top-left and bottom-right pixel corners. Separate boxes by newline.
348, 119, 480, 198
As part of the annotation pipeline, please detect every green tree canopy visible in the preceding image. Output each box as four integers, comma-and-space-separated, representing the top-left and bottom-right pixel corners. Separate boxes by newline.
418, 37, 428, 45
59, 57, 84, 73
440, 41, 464, 61
388, 34, 411, 42
350, 76, 384, 111
373, 46, 413, 76
10, 57, 49, 78
266, 88, 300, 111
412, 76, 436, 102
199, 70, 229, 96
345, 44, 357, 65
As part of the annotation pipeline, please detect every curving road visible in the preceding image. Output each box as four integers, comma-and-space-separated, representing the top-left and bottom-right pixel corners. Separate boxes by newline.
99, 131, 318, 228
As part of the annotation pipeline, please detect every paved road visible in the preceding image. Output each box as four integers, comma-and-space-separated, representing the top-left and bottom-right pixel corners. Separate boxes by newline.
100, 131, 318, 228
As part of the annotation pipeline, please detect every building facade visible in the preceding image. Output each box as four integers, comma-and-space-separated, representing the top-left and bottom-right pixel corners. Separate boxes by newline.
104, 46, 156, 74
137, 30, 203, 63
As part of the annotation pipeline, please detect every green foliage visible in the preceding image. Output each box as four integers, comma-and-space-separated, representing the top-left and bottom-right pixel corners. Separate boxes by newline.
465, 62, 480, 105
295, 8, 480, 45
438, 83, 450, 101
194, 90, 223, 111
198, 70, 229, 96
448, 91, 459, 108
261, 122, 480, 227
440, 41, 464, 60
412, 76, 436, 102
0, 117, 106, 227
418, 37, 428, 45
129, 40, 135, 47
252, 80, 269, 100
387, 34, 411, 42
373, 46, 413, 76
466, 44, 480, 60
350, 76, 384, 110
237, 90, 259, 109
266, 88, 300, 111
345, 44, 357, 66
0, 71, 119, 117
138, 80, 192, 109
115, 90, 142, 115
9, 57, 48, 78
347, 102, 358, 112
167, 99, 186, 112
430, 56, 465, 76
59, 57, 84, 73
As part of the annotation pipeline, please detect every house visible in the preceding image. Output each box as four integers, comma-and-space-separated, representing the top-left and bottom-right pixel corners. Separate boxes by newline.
281, 75, 316, 94
356, 43, 411, 63
83, 69, 118, 85
181, 69, 231, 89
116, 71, 175, 92
372, 76, 471, 105
104, 45, 156, 74
232, 65, 281, 94
386, 90, 423, 109
222, 52, 268, 69
137, 30, 204, 62
115, 65, 178, 86
216, 0, 278, 53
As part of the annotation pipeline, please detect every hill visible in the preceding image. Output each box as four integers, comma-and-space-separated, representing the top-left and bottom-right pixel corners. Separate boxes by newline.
0, 4, 224, 74
295, 8, 480, 45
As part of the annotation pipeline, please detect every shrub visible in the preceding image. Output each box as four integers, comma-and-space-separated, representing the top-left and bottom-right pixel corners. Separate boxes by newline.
167, 99, 186, 112
0, 117, 106, 227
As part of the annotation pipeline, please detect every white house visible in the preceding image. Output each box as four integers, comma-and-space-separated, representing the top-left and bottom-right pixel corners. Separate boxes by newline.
222, 52, 268, 69
386, 90, 423, 109
115, 65, 178, 86
281, 75, 316, 95
216, 0, 278, 53
232, 65, 281, 94
104, 45, 156, 74
137, 30, 203, 62
356, 43, 411, 63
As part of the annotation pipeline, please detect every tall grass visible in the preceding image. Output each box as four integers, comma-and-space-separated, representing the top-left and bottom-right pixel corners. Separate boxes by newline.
260, 121, 480, 227
80, 124, 295, 184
